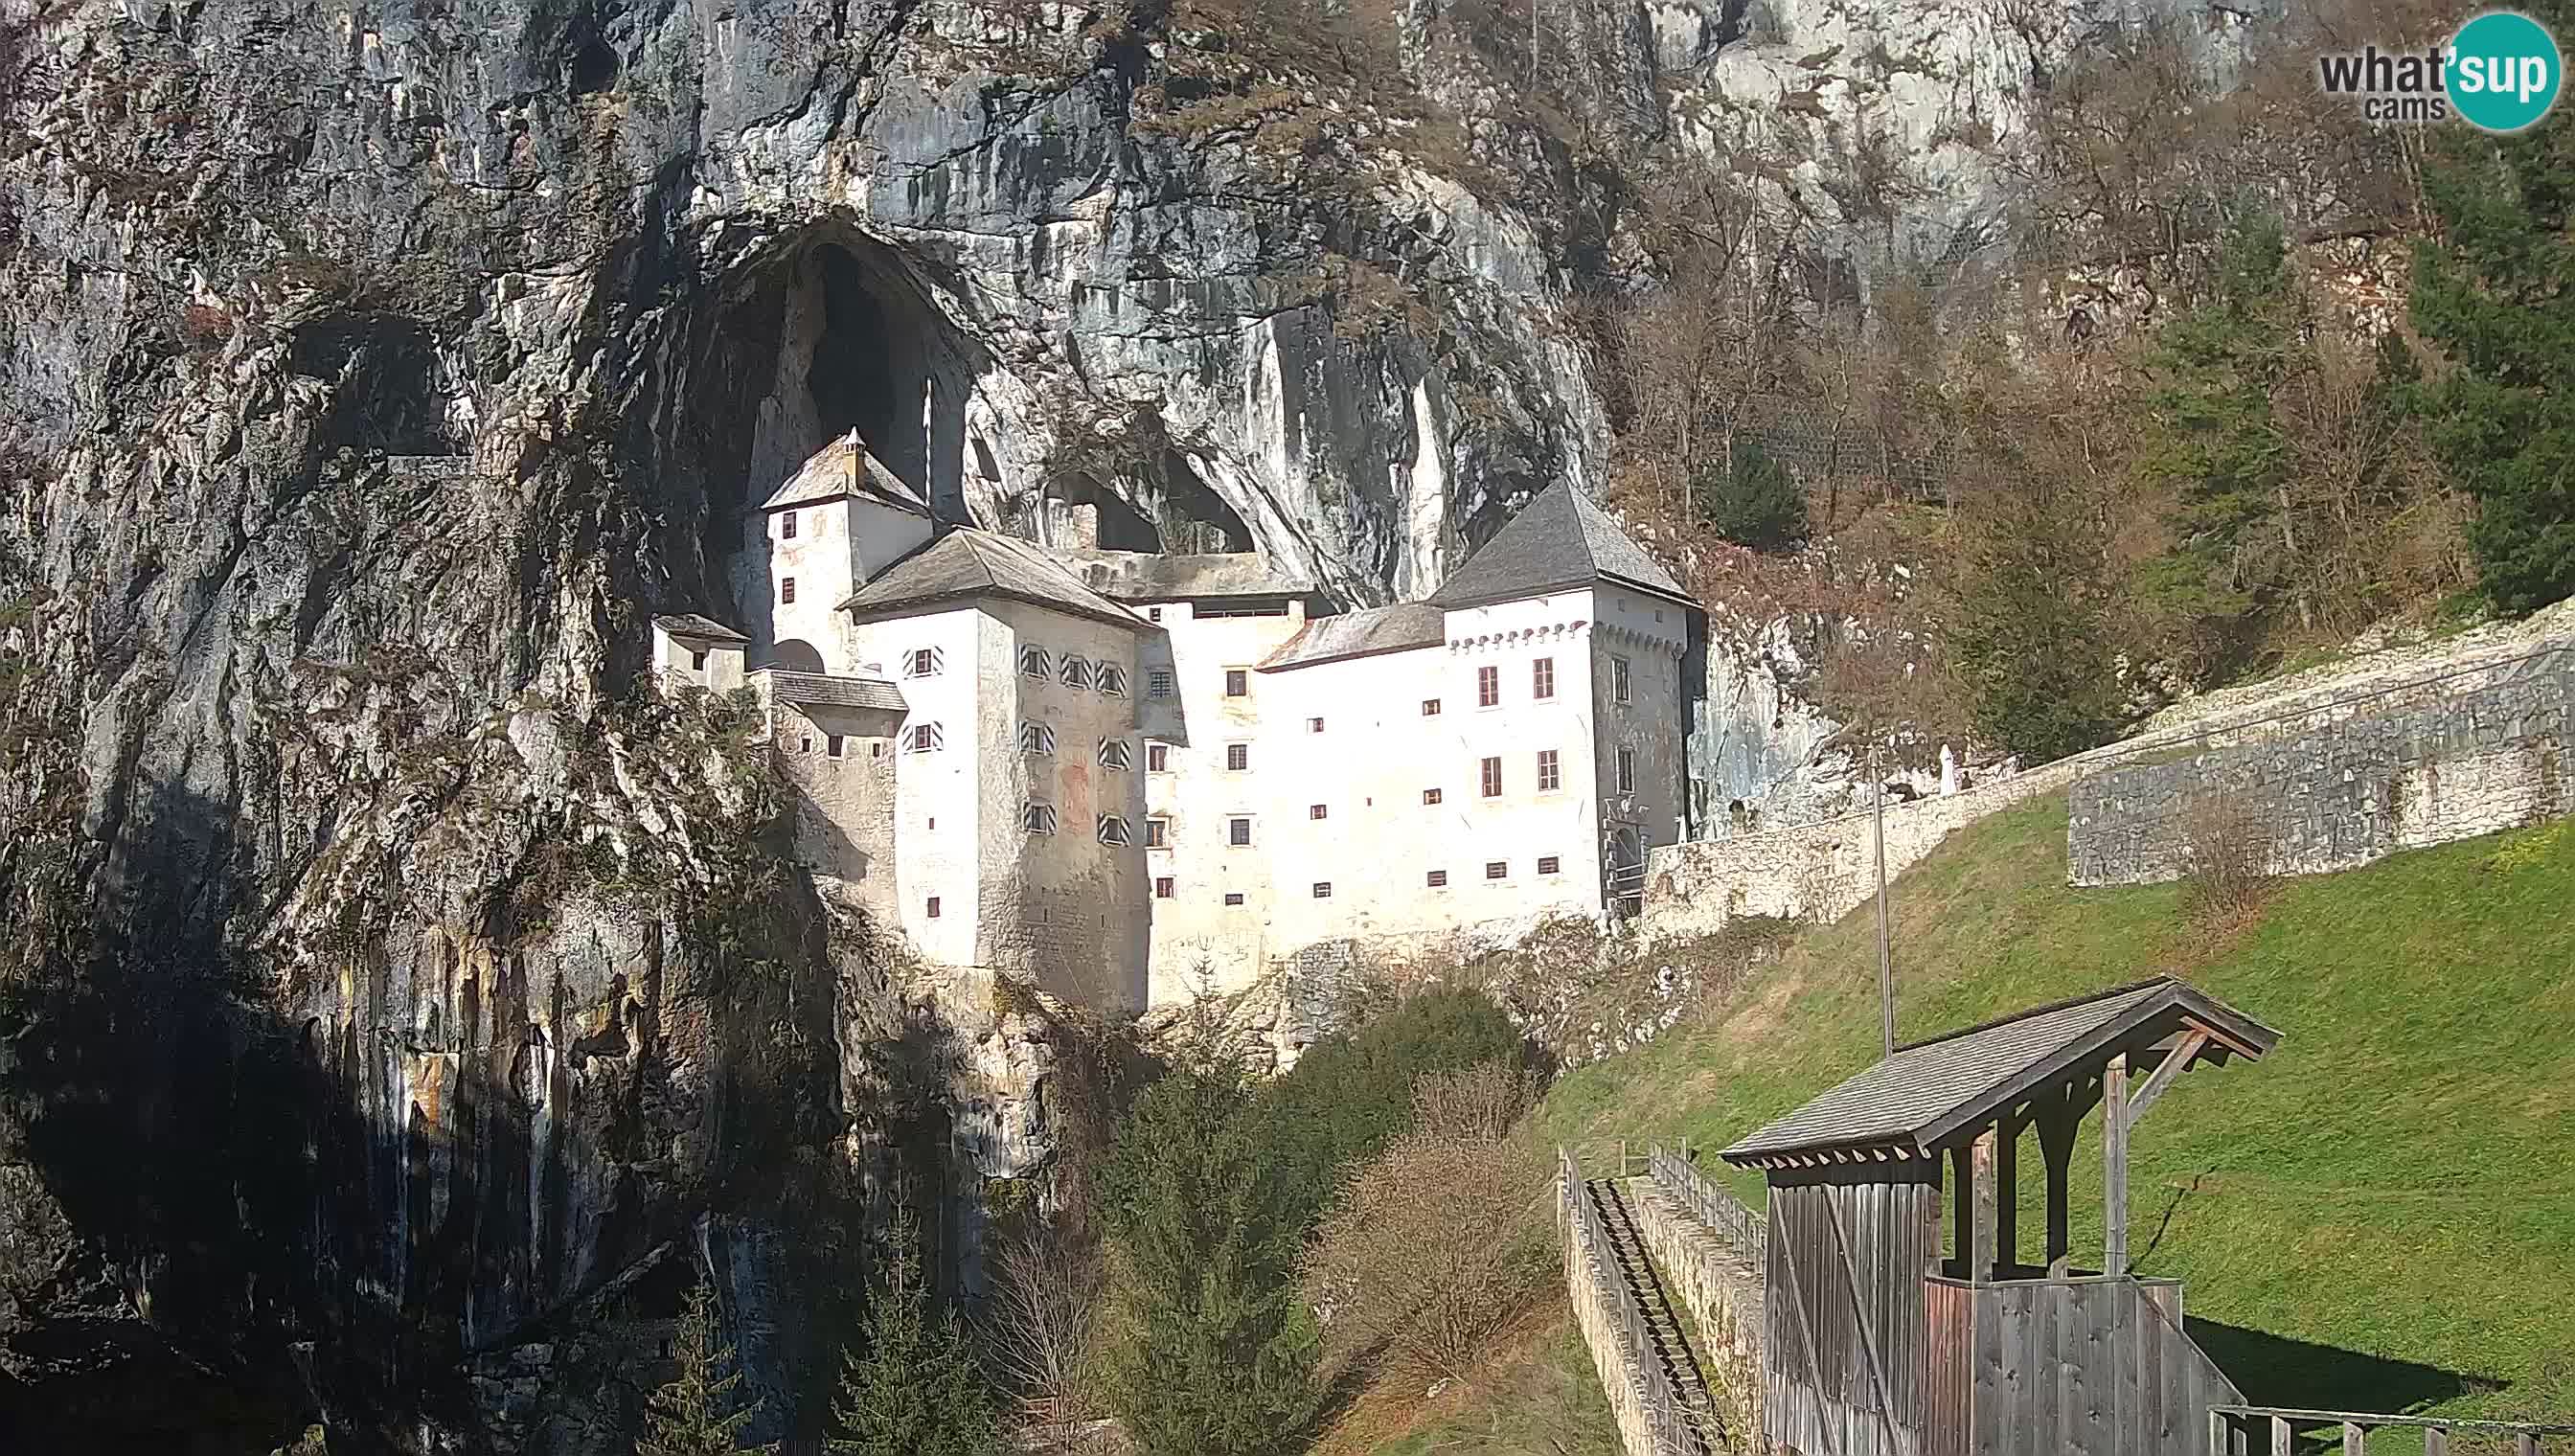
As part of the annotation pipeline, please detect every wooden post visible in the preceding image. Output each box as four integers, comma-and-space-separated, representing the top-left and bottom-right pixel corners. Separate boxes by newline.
1949, 1141, 1974, 1278
2342, 1422, 2366, 1456
2040, 1086, 2075, 1276
1972, 1126, 2000, 1282
2270, 1415, 2292, 1456
2209, 1410, 2229, 1456
2515, 1434, 2539, 1456
2104, 1053, 2131, 1277
1995, 1111, 2019, 1274
2425, 1425, 2448, 1456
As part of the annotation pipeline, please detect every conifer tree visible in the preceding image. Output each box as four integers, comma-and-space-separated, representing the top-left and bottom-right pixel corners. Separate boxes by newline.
638, 1280, 762, 1456
2411, 18, 2575, 615
827, 1207, 1001, 1456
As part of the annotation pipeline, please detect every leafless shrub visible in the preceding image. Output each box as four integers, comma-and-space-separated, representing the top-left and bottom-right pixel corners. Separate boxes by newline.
1300, 1061, 1550, 1389
987, 1222, 1111, 1454
2178, 789, 2280, 927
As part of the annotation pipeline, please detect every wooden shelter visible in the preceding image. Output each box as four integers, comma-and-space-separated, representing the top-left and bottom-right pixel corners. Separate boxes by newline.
1719, 976, 2281, 1456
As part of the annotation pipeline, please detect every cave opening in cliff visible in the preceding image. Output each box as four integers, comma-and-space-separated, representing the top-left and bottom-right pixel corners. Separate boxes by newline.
805, 239, 957, 504
291, 316, 461, 456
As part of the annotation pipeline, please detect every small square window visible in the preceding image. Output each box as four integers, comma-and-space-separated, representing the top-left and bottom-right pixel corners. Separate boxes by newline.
906, 723, 945, 753
1020, 646, 1052, 679
690, 649, 708, 671
1226, 743, 1249, 772
905, 647, 943, 678
1538, 855, 1561, 876
799, 735, 813, 754
926, 897, 942, 919
1485, 860, 1508, 880
1422, 698, 1442, 716
1533, 656, 1555, 700
1311, 881, 1332, 899
1098, 663, 1128, 697
1149, 606, 1164, 622
1025, 803, 1059, 835
780, 578, 796, 604
1611, 654, 1631, 703
1149, 670, 1175, 699
1426, 870, 1447, 888
828, 735, 846, 759
873, 741, 885, 758
1228, 817, 1252, 847
1097, 815, 1131, 846
781, 512, 798, 539
1618, 748, 1635, 794
1477, 665, 1499, 707
1146, 818, 1169, 848
1099, 738, 1133, 770
1538, 748, 1561, 792
1308, 717, 1325, 734
1060, 655, 1093, 690
1223, 892, 1246, 906
1020, 721, 1057, 756
1224, 669, 1248, 697
1148, 743, 1171, 772
1480, 757, 1502, 798
1310, 804, 1328, 820
1154, 876, 1174, 899
1423, 787, 1443, 805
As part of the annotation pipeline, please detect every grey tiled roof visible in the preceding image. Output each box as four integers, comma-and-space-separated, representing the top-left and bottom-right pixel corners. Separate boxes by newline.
758, 670, 906, 713
653, 612, 750, 644
1719, 977, 2280, 1164
1259, 602, 1447, 671
763, 431, 933, 517
1050, 548, 1313, 602
840, 530, 1151, 633
1425, 481, 1693, 610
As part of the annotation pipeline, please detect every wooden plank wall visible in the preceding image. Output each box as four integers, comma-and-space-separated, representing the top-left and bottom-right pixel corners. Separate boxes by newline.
1927, 1275, 2243, 1456
1764, 1173, 1941, 1456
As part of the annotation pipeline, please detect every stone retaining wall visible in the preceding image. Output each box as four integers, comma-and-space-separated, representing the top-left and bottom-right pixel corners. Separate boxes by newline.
1566, 1198, 1669, 1456
2069, 646, 2574, 886
1627, 1177, 1765, 1450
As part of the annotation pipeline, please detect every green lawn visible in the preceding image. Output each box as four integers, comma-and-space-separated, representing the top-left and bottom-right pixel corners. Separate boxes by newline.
1535, 800, 2575, 1425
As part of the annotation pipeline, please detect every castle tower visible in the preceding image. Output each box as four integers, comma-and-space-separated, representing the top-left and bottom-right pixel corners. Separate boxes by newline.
761, 430, 936, 673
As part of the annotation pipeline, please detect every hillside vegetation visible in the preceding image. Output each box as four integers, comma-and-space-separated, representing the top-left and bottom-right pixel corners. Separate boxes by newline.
1531, 798, 2575, 1429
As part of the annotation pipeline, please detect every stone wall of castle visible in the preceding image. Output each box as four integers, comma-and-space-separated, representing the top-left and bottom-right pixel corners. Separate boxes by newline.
2067, 646, 2574, 887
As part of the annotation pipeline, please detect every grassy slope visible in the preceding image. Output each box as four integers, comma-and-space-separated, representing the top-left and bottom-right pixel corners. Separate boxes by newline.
1535, 799, 2575, 1423
1323, 1293, 1624, 1456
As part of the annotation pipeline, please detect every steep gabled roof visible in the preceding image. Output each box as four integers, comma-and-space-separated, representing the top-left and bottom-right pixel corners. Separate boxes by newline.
652, 612, 750, 645
839, 530, 1151, 633
1425, 481, 1693, 611
1259, 603, 1447, 671
1720, 977, 2280, 1166
763, 431, 933, 518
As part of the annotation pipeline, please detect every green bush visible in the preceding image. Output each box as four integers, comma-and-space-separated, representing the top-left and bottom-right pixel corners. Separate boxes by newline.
1690, 441, 1810, 552
827, 1208, 1001, 1456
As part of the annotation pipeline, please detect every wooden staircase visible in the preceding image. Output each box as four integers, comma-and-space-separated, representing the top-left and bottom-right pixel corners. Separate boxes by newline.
1585, 1176, 1720, 1453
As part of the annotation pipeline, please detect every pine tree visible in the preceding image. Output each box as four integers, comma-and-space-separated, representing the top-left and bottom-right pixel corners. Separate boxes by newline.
638, 1281, 763, 1456
827, 1208, 1002, 1456
2411, 16, 2575, 615
1101, 1063, 1319, 1456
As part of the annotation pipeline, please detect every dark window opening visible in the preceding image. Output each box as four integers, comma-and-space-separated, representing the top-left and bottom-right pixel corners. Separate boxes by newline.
690, 649, 708, 671
1224, 669, 1248, 696
1154, 876, 1174, 899
781, 512, 799, 539
1486, 860, 1507, 879
1311, 882, 1332, 899
781, 578, 796, 604
1538, 855, 1561, 875
1480, 757, 1502, 797
926, 897, 942, 918
1224, 892, 1246, 906
1228, 818, 1252, 847
1426, 870, 1447, 887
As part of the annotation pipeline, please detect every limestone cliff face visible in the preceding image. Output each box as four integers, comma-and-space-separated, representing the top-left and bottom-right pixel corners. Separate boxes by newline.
0, 0, 2260, 1448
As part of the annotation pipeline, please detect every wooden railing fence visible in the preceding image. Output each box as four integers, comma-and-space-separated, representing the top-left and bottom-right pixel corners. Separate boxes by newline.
1560, 1146, 1706, 1456
1649, 1142, 1766, 1254
2209, 1407, 2575, 1456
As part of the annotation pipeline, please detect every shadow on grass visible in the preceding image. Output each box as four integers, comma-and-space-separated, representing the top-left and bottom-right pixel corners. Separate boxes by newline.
2188, 1315, 2503, 1415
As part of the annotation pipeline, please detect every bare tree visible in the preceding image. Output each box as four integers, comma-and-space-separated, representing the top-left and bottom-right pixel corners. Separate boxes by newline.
986, 1222, 1110, 1454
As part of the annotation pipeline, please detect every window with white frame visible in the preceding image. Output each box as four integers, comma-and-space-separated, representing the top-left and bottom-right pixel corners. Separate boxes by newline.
1611, 654, 1631, 703
1228, 817, 1252, 847
1480, 756, 1502, 797
1020, 721, 1057, 756
1098, 738, 1133, 770
1538, 748, 1561, 792
1060, 654, 1092, 690
1097, 662, 1128, 696
1148, 742, 1171, 772
903, 647, 944, 678
1226, 742, 1249, 772
1477, 665, 1499, 707
1024, 802, 1059, 834
1146, 817, 1170, 848
1097, 814, 1132, 846
1533, 656, 1556, 700
1019, 646, 1051, 678
905, 723, 945, 753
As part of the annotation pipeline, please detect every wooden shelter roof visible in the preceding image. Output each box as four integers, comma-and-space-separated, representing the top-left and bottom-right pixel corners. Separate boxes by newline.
1719, 977, 2279, 1168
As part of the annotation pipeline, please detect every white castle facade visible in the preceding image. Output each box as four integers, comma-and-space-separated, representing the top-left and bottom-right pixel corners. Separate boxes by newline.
653, 434, 1695, 1012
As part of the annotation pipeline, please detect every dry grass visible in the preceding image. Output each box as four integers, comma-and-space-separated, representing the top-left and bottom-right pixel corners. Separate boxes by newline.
2176, 789, 2281, 932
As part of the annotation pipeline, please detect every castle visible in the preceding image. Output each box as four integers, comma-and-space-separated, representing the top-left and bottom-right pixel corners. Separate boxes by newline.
652, 433, 1695, 1012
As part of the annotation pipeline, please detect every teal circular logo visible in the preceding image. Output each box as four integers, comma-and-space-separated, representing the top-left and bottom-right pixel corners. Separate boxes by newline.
2447, 11, 2563, 132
